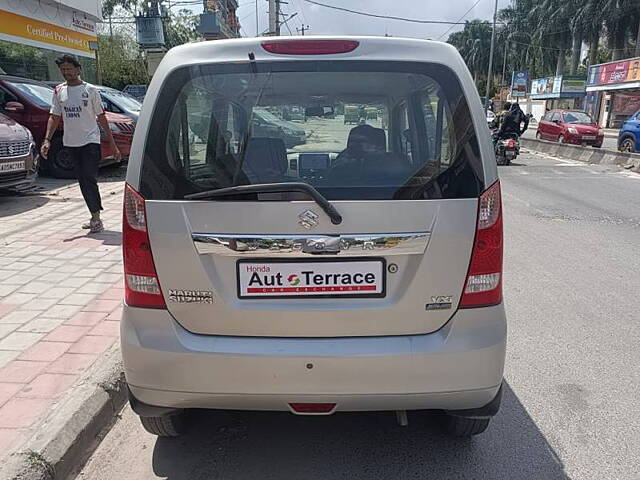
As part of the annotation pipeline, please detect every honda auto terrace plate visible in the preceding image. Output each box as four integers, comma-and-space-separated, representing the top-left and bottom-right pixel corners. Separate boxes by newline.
237, 259, 386, 299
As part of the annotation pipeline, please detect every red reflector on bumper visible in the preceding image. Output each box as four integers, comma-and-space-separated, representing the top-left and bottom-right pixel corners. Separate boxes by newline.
289, 403, 336, 414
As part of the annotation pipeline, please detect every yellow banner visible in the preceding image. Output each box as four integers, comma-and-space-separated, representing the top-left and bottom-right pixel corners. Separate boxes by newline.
0, 8, 96, 54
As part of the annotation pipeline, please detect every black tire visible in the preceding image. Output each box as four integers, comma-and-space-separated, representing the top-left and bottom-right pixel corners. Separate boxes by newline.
443, 415, 490, 437
620, 137, 636, 153
139, 412, 188, 437
46, 139, 76, 179
535, 131, 543, 140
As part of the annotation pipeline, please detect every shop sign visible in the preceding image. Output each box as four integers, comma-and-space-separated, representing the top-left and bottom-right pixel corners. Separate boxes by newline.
531, 75, 586, 98
561, 76, 586, 93
510, 70, 528, 98
588, 57, 640, 86
0, 8, 96, 57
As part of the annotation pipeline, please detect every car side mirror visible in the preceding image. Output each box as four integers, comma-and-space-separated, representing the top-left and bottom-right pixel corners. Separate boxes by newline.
4, 101, 25, 113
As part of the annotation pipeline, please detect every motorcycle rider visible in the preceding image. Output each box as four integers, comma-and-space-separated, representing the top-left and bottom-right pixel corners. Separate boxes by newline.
497, 102, 529, 138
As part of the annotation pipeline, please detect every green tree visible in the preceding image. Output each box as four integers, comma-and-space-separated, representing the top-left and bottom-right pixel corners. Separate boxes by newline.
98, 34, 148, 90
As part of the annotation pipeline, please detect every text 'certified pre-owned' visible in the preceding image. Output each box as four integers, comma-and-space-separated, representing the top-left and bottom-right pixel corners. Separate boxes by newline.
238, 261, 385, 298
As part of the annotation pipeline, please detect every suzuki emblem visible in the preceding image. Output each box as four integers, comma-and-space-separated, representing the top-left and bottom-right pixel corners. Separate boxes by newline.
298, 210, 319, 229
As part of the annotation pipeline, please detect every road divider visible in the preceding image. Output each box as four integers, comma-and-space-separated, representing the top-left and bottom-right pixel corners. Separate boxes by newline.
520, 138, 640, 173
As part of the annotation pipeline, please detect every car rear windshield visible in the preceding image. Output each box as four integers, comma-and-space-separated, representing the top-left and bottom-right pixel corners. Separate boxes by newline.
564, 112, 593, 124
9, 82, 53, 108
140, 61, 484, 201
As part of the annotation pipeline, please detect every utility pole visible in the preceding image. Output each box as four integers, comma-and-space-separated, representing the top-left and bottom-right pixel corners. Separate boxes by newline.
255, 0, 259, 36
268, 0, 278, 35
297, 25, 309, 36
484, 0, 498, 112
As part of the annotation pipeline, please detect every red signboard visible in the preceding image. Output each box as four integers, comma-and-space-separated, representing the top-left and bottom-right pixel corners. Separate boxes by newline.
598, 60, 630, 85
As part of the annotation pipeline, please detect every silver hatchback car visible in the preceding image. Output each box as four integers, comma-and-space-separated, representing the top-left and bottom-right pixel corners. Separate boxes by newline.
122, 36, 506, 438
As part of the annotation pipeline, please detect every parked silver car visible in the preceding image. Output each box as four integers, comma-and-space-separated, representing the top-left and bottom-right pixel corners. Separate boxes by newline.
122, 37, 506, 438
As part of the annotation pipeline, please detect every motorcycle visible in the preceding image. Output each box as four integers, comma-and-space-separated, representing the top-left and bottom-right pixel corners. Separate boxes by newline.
493, 131, 520, 166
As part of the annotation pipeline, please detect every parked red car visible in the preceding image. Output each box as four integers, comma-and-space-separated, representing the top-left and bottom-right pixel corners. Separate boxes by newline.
0, 75, 134, 178
536, 110, 604, 148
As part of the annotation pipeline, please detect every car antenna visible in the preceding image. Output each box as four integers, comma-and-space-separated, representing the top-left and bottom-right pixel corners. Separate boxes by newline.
248, 52, 257, 74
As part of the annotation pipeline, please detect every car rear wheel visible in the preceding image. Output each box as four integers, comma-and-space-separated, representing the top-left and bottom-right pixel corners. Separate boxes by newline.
442, 415, 490, 437
535, 131, 542, 140
620, 137, 636, 153
47, 139, 76, 179
139, 412, 188, 437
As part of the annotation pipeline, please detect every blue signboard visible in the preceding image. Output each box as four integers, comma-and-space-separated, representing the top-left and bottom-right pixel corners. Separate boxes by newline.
511, 70, 528, 98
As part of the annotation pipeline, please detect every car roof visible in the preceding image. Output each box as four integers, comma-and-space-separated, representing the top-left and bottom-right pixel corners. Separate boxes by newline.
0, 75, 52, 88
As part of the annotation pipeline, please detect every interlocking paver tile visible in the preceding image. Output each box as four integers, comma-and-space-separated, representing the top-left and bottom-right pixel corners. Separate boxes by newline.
20, 298, 59, 311
19, 342, 71, 362
71, 269, 104, 278
76, 283, 111, 295
0, 285, 19, 297
0, 304, 17, 318
64, 311, 106, 327
40, 287, 77, 300
88, 321, 120, 337
0, 428, 26, 454
0, 383, 22, 407
58, 294, 97, 306
18, 317, 64, 334
0, 332, 44, 351
0, 351, 19, 370
21, 267, 52, 277
0, 310, 40, 325
1, 293, 37, 305
2, 274, 38, 286
0, 360, 48, 383
59, 277, 89, 288
17, 282, 51, 295
46, 353, 97, 375
39, 273, 71, 283
0, 397, 51, 428
18, 373, 77, 399
38, 304, 82, 319
83, 300, 122, 313
44, 325, 91, 343
0, 324, 20, 340
68, 336, 116, 354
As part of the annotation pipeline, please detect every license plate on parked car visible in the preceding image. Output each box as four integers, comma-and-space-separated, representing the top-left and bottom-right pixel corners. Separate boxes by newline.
582, 135, 596, 141
237, 259, 386, 298
0, 160, 26, 173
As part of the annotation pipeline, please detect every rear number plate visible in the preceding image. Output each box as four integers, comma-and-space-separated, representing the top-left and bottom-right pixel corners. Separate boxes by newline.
0, 160, 25, 173
237, 259, 386, 298
582, 135, 596, 140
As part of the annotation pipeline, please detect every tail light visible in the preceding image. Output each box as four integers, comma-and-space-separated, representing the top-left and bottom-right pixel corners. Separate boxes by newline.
261, 40, 359, 55
505, 139, 516, 148
460, 181, 503, 308
123, 183, 165, 308
289, 403, 336, 414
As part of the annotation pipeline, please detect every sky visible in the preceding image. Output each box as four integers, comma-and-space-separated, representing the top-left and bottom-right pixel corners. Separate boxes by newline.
232, 0, 513, 41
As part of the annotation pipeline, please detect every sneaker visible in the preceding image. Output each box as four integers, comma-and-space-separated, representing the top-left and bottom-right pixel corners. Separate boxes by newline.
89, 219, 104, 233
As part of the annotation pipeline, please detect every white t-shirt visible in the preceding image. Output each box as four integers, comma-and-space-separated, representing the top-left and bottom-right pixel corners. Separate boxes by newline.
50, 82, 104, 147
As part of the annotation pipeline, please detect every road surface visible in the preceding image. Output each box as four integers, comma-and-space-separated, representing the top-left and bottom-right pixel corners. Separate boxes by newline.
71, 152, 640, 480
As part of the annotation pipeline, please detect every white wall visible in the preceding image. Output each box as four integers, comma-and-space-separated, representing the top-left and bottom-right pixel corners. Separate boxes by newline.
45, 0, 102, 21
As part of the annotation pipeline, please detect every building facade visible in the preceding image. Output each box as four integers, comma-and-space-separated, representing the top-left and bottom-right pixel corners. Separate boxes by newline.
0, 0, 101, 82
197, 0, 240, 40
586, 57, 640, 129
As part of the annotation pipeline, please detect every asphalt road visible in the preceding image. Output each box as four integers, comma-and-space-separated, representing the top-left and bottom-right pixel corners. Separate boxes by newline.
70, 152, 640, 480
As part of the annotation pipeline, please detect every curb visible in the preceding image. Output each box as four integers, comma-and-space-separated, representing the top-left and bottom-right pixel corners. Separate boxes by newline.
0, 344, 126, 480
520, 138, 640, 173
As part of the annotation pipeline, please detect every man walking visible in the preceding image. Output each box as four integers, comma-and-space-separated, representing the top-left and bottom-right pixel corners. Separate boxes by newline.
41, 54, 121, 233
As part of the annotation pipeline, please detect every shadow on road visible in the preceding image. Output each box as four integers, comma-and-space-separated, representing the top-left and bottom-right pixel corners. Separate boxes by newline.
0, 194, 50, 218
63, 230, 122, 246
150, 383, 567, 480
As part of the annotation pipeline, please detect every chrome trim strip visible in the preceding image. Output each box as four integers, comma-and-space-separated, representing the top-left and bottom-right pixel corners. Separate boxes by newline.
192, 232, 430, 257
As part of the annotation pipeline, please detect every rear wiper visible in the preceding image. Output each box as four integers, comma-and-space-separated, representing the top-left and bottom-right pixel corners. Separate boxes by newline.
184, 182, 343, 225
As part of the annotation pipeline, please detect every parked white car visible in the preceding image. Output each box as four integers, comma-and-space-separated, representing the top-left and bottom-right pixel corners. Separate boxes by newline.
122, 36, 506, 438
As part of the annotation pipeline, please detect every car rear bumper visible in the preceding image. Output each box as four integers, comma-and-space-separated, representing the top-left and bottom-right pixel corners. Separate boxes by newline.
122, 304, 507, 412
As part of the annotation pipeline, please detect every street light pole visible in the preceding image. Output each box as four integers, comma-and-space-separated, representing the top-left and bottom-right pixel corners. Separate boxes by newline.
484, 0, 498, 112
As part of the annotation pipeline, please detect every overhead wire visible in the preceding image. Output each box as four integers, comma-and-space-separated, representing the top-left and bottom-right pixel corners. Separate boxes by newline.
437, 0, 484, 40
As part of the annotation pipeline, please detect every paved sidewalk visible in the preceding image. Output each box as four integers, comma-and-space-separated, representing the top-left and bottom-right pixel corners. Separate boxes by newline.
0, 173, 125, 460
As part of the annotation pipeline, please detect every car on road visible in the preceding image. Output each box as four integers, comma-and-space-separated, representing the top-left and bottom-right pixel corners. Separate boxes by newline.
252, 108, 306, 148
97, 86, 143, 122
618, 110, 640, 153
122, 37, 506, 439
0, 75, 135, 178
122, 84, 147, 102
536, 109, 604, 147
0, 112, 37, 190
